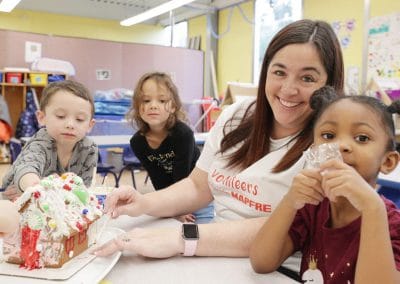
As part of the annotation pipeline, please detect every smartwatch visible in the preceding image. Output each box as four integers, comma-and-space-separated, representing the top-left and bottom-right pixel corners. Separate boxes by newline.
182, 223, 199, 256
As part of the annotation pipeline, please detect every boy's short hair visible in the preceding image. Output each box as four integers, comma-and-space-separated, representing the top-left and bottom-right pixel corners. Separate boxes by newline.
40, 80, 94, 118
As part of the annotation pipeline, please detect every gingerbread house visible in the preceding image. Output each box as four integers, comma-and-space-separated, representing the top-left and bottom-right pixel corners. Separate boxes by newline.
3, 173, 103, 269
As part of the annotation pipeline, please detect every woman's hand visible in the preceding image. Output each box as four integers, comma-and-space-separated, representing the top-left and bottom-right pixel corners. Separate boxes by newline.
284, 168, 324, 210
320, 159, 381, 212
92, 227, 183, 258
104, 185, 146, 218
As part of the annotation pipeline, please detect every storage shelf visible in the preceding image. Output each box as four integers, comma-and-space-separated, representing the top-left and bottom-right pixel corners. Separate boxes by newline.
0, 70, 67, 134
1, 83, 26, 87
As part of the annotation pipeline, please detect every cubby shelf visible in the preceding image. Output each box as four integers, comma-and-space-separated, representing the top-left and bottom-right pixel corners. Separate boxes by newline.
0, 71, 67, 133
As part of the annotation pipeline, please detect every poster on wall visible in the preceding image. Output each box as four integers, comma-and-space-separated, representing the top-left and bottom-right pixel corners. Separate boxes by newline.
368, 13, 400, 81
25, 41, 42, 63
331, 19, 356, 49
96, 69, 111, 80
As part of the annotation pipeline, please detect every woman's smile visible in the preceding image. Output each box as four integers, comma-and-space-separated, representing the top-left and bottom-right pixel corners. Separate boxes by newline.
278, 97, 302, 108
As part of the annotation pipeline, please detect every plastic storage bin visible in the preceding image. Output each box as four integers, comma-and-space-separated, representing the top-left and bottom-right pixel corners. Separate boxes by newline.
29, 73, 48, 86
89, 119, 134, 136
5, 72, 23, 83
48, 74, 65, 83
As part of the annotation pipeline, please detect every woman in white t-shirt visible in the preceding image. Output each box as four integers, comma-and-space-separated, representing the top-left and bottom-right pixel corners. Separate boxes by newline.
94, 19, 345, 273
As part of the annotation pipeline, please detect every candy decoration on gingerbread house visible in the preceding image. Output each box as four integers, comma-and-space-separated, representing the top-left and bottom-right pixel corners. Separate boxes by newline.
2, 173, 103, 269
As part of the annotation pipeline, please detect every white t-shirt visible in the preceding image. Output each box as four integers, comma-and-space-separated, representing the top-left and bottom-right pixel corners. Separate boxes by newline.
198, 98, 306, 272
197, 98, 306, 222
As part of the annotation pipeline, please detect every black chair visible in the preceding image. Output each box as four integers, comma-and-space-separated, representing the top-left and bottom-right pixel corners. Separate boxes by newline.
96, 152, 119, 186
117, 146, 142, 188
377, 178, 400, 207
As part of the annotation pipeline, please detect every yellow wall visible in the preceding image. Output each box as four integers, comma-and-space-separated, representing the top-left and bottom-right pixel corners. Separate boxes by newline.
188, 1, 254, 95
212, 0, 400, 94
217, 1, 254, 94
188, 15, 207, 52
370, 0, 400, 16
304, 0, 364, 91
0, 9, 166, 45
304, 0, 400, 90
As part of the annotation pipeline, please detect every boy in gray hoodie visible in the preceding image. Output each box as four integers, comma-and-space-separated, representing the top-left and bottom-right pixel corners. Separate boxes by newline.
2, 80, 98, 200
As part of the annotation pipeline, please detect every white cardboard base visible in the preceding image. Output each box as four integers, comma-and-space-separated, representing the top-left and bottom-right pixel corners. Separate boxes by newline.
0, 227, 123, 283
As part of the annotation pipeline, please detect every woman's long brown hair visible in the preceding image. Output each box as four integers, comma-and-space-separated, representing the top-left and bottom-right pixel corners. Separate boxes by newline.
220, 19, 344, 172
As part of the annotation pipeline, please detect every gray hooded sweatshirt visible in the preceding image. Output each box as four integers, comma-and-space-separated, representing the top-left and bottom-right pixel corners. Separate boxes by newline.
2, 128, 98, 192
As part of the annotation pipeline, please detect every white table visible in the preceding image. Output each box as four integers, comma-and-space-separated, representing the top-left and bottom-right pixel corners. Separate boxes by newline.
102, 215, 299, 284
88, 132, 209, 149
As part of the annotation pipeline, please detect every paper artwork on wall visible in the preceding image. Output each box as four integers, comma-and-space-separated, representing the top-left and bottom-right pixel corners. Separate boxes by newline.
368, 13, 400, 80
96, 69, 111, 80
331, 19, 356, 49
25, 41, 42, 63
347, 66, 359, 95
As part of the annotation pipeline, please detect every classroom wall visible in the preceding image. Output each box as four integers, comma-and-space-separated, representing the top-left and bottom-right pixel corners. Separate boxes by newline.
188, 15, 207, 52
187, 13, 208, 98
0, 30, 203, 101
1, 0, 400, 97
304, 0, 364, 92
217, 1, 254, 95
370, 0, 400, 17
190, 0, 400, 94
0, 9, 168, 45
188, 1, 254, 97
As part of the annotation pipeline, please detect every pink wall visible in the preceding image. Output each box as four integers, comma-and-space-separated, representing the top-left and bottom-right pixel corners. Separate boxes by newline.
0, 29, 203, 118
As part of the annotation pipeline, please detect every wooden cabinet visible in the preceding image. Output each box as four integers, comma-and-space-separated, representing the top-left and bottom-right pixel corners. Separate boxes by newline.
0, 71, 67, 133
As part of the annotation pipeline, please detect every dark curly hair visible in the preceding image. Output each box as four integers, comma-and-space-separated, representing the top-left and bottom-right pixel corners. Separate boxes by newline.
310, 87, 400, 151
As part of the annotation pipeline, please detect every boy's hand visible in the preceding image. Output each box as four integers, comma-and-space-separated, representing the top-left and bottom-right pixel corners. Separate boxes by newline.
320, 159, 379, 212
2, 185, 22, 201
284, 168, 324, 210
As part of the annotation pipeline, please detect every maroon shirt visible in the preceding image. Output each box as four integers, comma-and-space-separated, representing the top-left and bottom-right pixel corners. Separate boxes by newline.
289, 196, 400, 283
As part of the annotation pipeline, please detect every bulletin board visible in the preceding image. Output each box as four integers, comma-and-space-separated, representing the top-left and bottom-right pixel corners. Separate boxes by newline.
367, 13, 400, 80
0, 29, 204, 124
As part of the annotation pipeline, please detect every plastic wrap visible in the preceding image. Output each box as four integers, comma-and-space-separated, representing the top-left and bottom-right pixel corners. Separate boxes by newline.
304, 143, 342, 169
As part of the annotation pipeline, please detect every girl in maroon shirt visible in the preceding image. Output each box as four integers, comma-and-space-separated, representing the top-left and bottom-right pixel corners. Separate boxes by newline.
250, 86, 400, 283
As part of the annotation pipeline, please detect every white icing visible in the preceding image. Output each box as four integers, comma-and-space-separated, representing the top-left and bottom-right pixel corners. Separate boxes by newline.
3, 173, 103, 268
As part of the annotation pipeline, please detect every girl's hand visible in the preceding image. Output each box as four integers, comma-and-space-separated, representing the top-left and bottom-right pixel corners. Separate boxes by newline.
284, 168, 324, 210
104, 185, 145, 218
319, 159, 380, 212
92, 227, 183, 258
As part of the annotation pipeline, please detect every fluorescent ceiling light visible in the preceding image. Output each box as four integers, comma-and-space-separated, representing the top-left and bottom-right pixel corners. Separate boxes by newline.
0, 0, 22, 12
120, 0, 196, 26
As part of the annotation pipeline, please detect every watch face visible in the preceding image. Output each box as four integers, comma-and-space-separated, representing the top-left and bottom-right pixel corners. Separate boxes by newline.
183, 223, 199, 239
